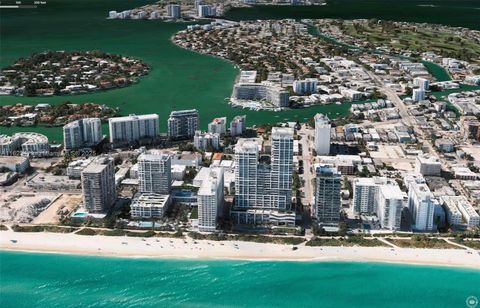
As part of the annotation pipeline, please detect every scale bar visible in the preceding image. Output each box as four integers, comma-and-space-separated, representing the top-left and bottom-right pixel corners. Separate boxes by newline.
0, 5, 37, 8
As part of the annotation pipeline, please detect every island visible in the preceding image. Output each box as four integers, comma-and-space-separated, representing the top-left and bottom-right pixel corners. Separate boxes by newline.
0, 102, 120, 127
0, 50, 149, 97
173, 19, 480, 111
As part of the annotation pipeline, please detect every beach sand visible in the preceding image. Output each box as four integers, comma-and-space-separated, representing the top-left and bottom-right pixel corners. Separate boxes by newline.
1, 230, 479, 268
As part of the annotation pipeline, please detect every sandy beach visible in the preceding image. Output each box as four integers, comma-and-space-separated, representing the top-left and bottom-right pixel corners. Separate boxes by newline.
1, 230, 479, 268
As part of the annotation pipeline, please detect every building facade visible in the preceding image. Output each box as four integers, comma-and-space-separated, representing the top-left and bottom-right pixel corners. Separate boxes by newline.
377, 184, 404, 230
63, 118, 102, 150
0, 133, 50, 157
407, 177, 435, 231
232, 127, 294, 225
138, 152, 172, 195
81, 156, 116, 213
108, 114, 159, 144
166, 4, 181, 18
167, 109, 199, 139
293, 78, 318, 94
208, 117, 227, 135
232, 83, 289, 108
352, 177, 379, 215
131, 193, 171, 218
415, 154, 442, 176
313, 164, 341, 225
230, 115, 246, 136
194, 131, 220, 151
314, 113, 331, 155
198, 167, 224, 232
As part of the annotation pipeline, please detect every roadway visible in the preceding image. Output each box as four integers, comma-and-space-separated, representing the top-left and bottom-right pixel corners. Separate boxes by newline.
297, 124, 315, 207
366, 70, 450, 169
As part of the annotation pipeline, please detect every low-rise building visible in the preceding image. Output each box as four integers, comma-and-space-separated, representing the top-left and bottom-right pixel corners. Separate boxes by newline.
66, 158, 94, 179
452, 166, 478, 181
194, 130, 220, 151
232, 83, 289, 107
0, 132, 50, 157
27, 174, 81, 190
0, 156, 30, 173
130, 193, 171, 218
441, 195, 480, 228
435, 138, 455, 153
415, 154, 441, 176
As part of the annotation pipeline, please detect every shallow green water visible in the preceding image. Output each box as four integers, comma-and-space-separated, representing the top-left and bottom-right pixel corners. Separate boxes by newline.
0, 250, 479, 307
0, 0, 350, 142
2, 0, 479, 142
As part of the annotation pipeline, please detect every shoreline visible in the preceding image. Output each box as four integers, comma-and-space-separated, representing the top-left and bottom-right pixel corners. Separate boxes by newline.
1, 231, 479, 270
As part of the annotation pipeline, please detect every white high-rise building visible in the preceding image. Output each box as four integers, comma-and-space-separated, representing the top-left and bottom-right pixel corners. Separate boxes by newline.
166, 4, 181, 18
208, 117, 227, 135
167, 109, 199, 139
314, 113, 331, 155
197, 4, 216, 17
194, 130, 220, 151
377, 184, 404, 230
138, 152, 171, 195
108, 114, 159, 144
270, 127, 294, 201
414, 77, 430, 90
63, 118, 102, 150
313, 164, 341, 224
412, 88, 426, 102
407, 176, 435, 231
233, 138, 259, 210
293, 78, 318, 94
230, 115, 246, 136
198, 167, 224, 232
352, 177, 380, 214
232, 127, 294, 225
81, 156, 116, 213
194, 0, 203, 10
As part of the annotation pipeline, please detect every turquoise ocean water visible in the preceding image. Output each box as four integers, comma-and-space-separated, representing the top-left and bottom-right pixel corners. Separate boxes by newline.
0, 250, 479, 307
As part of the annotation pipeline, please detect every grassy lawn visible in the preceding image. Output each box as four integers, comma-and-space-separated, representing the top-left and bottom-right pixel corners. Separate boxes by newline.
386, 237, 459, 249
12, 225, 78, 233
190, 207, 198, 219
342, 21, 480, 63
306, 236, 387, 247
453, 239, 480, 250
188, 232, 306, 245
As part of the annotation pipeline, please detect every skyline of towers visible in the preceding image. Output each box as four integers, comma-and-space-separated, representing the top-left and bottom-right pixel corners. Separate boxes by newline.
232, 127, 294, 225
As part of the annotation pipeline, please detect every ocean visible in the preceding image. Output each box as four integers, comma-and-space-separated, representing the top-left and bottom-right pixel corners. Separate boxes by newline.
0, 250, 479, 307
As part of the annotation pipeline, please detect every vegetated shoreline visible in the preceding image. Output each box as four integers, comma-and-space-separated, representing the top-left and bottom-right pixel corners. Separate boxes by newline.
1, 231, 479, 270
0, 50, 151, 97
